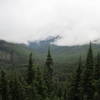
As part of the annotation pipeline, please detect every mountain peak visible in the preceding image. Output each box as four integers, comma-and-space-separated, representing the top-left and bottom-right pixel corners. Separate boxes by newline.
28, 35, 61, 47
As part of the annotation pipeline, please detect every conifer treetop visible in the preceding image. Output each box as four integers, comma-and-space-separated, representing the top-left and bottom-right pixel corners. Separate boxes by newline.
46, 46, 53, 66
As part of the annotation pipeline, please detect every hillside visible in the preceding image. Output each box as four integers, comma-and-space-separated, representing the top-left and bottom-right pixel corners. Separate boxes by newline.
0, 38, 100, 72
28, 38, 100, 71
0, 40, 35, 66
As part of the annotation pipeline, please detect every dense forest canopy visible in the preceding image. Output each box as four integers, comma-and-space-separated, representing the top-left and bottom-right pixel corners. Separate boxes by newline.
0, 42, 100, 100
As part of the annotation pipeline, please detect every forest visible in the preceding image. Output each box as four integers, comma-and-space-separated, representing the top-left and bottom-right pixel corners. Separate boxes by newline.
0, 42, 100, 100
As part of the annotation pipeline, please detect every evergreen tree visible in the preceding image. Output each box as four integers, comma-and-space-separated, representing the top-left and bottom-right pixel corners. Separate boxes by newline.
93, 53, 100, 100
43, 47, 54, 97
35, 67, 46, 99
9, 78, 24, 100
82, 42, 94, 100
0, 70, 8, 100
94, 79, 100, 100
94, 53, 100, 80
25, 84, 38, 100
26, 53, 35, 85
68, 57, 82, 100
86, 42, 94, 77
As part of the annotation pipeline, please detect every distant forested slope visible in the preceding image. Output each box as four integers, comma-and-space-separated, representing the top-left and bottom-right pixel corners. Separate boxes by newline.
0, 39, 100, 72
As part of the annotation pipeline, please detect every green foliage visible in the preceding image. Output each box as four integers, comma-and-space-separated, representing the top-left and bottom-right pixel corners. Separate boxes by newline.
0, 42, 100, 100
0, 70, 8, 100
94, 53, 100, 80
68, 57, 82, 100
43, 47, 54, 97
9, 78, 24, 100
81, 43, 94, 100
26, 53, 35, 85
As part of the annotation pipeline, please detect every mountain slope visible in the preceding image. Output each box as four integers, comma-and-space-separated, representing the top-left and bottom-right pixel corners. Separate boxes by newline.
28, 38, 100, 62
1, 38, 100, 72
0, 40, 35, 65
28, 38, 100, 71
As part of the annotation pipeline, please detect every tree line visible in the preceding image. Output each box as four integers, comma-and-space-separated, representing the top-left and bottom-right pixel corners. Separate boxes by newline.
0, 43, 100, 100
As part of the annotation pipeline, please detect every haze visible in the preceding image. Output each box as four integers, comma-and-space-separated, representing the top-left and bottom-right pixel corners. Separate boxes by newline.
0, 0, 100, 45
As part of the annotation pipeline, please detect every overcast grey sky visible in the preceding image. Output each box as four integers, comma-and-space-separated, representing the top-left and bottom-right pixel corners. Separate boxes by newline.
0, 0, 100, 45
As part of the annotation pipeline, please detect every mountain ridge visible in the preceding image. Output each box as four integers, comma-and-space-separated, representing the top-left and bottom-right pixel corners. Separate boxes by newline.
0, 38, 100, 71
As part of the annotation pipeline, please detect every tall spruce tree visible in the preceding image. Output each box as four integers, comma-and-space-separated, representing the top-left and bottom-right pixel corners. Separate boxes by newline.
35, 67, 46, 99
86, 42, 94, 76
26, 53, 35, 85
94, 53, 100, 80
68, 57, 82, 100
93, 53, 100, 100
82, 42, 94, 100
43, 46, 54, 97
0, 70, 8, 100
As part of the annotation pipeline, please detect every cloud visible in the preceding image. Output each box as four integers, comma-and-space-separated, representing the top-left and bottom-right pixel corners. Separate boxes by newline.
0, 0, 100, 45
